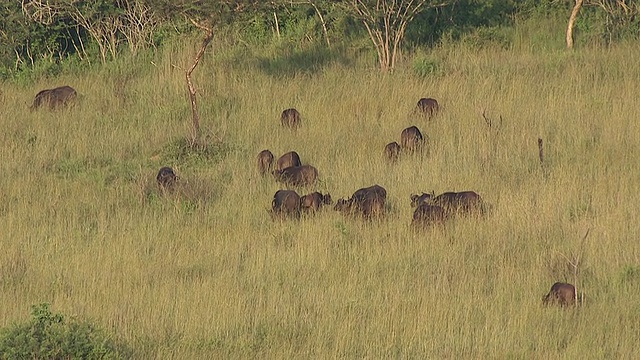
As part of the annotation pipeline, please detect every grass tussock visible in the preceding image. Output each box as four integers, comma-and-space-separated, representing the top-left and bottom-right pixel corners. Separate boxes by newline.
1, 38, 640, 358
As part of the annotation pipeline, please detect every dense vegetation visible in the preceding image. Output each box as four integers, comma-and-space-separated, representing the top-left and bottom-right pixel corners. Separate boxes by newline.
0, 303, 130, 359
3, 0, 640, 79
1, 1, 640, 358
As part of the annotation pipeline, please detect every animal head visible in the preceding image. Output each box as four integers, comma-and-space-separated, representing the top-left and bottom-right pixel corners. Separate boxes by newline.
300, 192, 333, 212
271, 168, 284, 178
410, 192, 434, 207
156, 167, 178, 190
333, 198, 353, 212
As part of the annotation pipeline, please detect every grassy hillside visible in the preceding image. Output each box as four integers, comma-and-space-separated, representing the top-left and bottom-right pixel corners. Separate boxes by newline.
1, 35, 639, 358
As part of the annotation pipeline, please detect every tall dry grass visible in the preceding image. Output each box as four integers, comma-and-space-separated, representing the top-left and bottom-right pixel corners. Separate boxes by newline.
0, 35, 639, 358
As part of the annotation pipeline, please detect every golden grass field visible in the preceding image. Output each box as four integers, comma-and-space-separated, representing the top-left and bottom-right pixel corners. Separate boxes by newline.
1, 34, 640, 358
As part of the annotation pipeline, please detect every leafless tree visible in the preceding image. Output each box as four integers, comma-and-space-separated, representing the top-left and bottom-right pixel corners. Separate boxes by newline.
345, 0, 447, 71
185, 19, 214, 145
22, 0, 120, 63
22, 0, 159, 62
566, 0, 640, 48
149, 0, 268, 145
116, 0, 159, 55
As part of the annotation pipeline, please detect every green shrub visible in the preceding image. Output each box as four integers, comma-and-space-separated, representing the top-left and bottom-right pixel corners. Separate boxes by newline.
619, 265, 640, 286
411, 54, 443, 78
0, 303, 131, 359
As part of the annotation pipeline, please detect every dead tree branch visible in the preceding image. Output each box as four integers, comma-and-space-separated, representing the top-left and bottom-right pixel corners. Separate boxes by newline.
186, 19, 214, 145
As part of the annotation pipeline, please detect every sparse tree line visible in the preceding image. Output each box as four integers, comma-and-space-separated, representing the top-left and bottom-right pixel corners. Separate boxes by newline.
1, 0, 639, 77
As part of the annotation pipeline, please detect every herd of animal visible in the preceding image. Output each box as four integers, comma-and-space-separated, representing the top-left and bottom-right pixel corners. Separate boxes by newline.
30, 86, 578, 308
256, 98, 487, 229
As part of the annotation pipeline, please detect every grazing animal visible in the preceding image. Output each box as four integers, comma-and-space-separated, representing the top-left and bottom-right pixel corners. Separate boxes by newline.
351, 185, 387, 203
257, 149, 275, 175
412, 203, 447, 228
411, 191, 484, 216
272, 190, 302, 219
384, 142, 401, 163
543, 282, 576, 307
334, 185, 387, 219
32, 85, 77, 110
156, 167, 178, 190
416, 97, 439, 118
281, 108, 301, 129
277, 151, 302, 171
272, 165, 318, 187
400, 126, 426, 153
301, 192, 333, 212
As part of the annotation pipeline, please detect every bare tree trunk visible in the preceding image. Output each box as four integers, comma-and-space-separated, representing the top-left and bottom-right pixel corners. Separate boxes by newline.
75, 25, 88, 63
186, 21, 214, 145
567, 0, 584, 48
273, 11, 280, 39
383, 14, 391, 70
26, 40, 34, 65
360, 21, 387, 71
14, 49, 23, 70
67, 28, 83, 61
391, 20, 410, 70
309, 1, 330, 48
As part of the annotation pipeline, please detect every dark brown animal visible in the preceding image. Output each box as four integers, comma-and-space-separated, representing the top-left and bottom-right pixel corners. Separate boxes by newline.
412, 203, 447, 228
32, 85, 77, 110
411, 191, 484, 216
400, 126, 425, 153
277, 151, 302, 171
334, 185, 387, 219
384, 142, 401, 163
272, 165, 318, 187
351, 185, 387, 203
156, 167, 178, 190
416, 97, 439, 118
543, 282, 576, 307
301, 192, 333, 212
272, 190, 302, 219
257, 149, 275, 175
281, 108, 301, 129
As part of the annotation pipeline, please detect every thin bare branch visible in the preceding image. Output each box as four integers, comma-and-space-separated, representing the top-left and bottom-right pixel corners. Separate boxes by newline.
185, 23, 214, 145
348, 0, 448, 71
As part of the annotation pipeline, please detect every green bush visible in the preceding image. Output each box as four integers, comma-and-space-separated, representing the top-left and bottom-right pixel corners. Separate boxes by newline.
411, 53, 443, 78
0, 303, 131, 359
